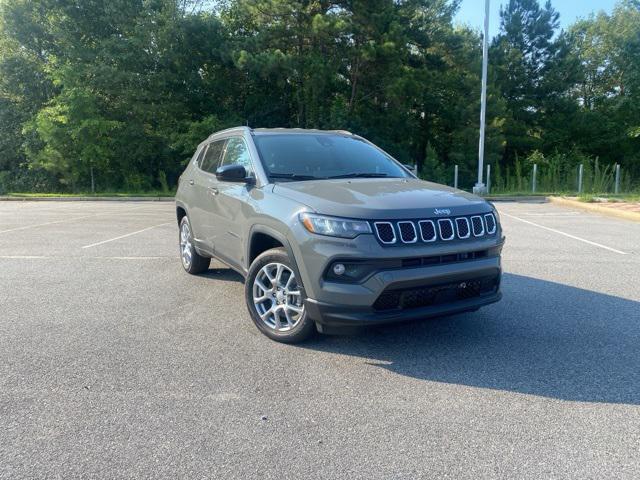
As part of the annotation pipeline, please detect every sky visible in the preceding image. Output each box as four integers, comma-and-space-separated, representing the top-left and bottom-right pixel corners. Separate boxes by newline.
455, 0, 619, 37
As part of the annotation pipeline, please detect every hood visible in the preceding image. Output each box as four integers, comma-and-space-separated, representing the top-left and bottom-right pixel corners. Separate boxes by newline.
273, 178, 490, 219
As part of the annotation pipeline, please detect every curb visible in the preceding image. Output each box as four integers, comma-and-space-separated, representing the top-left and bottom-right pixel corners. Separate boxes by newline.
484, 196, 549, 203
549, 196, 640, 223
0, 196, 174, 202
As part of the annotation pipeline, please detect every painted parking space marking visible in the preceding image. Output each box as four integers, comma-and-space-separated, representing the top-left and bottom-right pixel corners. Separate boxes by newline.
0, 215, 101, 234
81, 222, 173, 249
0, 255, 176, 260
500, 212, 628, 255
0, 205, 165, 235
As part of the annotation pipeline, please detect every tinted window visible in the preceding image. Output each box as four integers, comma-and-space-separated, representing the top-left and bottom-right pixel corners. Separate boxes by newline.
253, 134, 408, 180
200, 140, 226, 174
220, 137, 253, 175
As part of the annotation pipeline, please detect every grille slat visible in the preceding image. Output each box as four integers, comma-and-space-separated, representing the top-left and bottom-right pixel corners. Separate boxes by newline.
438, 219, 455, 241
372, 214, 497, 245
485, 213, 497, 234
418, 220, 436, 242
374, 222, 396, 244
398, 221, 417, 243
455, 217, 470, 239
471, 216, 485, 237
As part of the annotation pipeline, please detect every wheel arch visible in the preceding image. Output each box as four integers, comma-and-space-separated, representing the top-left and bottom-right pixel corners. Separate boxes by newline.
247, 225, 303, 286
176, 201, 188, 225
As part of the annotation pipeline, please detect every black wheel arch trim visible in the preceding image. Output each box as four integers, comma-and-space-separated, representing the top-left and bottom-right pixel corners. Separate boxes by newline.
175, 200, 188, 223
247, 225, 304, 290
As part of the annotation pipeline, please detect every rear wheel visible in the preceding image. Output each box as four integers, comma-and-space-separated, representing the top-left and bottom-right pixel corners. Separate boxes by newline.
245, 248, 315, 343
179, 216, 210, 274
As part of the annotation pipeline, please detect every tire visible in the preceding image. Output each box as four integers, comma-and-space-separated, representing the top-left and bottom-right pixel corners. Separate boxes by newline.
179, 216, 210, 274
245, 247, 315, 343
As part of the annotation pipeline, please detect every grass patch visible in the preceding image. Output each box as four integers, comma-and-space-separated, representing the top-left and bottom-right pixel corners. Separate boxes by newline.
576, 193, 640, 203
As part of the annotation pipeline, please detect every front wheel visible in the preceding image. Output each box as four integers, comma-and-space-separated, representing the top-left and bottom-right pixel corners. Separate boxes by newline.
245, 248, 315, 343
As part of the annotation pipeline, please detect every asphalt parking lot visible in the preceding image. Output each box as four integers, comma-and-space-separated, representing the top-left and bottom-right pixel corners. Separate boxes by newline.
1, 200, 639, 479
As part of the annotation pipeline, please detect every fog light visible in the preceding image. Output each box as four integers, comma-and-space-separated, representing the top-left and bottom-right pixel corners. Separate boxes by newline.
332, 263, 346, 276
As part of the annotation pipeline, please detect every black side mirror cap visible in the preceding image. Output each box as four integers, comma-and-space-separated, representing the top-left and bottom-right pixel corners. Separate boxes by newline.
216, 164, 250, 183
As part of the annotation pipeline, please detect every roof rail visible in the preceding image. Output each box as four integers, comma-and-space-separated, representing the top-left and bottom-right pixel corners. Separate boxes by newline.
330, 129, 353, 136
206, 126, 252, 141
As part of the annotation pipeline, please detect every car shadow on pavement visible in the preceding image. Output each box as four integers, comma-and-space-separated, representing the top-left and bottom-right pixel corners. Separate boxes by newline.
301, 273, 640, 405
200, 267, 244, 283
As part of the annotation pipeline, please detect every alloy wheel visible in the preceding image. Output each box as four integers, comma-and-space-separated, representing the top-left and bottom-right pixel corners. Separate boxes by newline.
252, 262, 304, 331
180, 221, 193, 269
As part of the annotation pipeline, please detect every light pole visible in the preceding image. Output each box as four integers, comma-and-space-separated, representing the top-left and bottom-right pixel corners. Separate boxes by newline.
473, 0, 490, 195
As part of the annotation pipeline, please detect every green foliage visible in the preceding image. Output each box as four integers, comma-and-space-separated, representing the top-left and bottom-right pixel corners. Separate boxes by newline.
0, 0, 638, 193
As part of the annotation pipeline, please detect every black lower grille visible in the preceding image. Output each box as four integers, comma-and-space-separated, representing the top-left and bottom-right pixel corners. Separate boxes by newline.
400, 249, 488, 268
373, 275, 499, 311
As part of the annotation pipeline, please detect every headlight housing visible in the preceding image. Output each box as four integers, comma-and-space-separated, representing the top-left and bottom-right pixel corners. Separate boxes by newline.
489, 202, 501, 226
299, 213, 372, 239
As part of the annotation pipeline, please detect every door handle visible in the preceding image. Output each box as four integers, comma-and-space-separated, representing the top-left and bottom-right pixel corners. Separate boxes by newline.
208, 187, 219, 196
188, 179, 194, 186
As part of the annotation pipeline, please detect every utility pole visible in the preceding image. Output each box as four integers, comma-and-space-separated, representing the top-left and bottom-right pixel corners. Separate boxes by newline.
473, 0, 490, 195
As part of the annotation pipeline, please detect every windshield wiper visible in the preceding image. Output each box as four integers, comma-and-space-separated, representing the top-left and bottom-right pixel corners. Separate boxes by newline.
327, 172, 390, 179
269, 173, 324, 181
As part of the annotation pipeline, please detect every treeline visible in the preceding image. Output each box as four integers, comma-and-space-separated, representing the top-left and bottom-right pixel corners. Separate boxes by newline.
0, 0, 639, 194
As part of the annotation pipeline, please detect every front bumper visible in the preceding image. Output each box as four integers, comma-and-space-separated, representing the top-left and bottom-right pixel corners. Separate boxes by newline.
306, 291, 502, 328
304, 255, 502, 327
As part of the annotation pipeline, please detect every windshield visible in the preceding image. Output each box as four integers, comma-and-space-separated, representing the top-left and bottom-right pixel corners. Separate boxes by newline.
253, 134, 410, 181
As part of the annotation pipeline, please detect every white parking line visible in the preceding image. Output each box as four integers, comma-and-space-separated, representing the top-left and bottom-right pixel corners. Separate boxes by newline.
500, 212, 628, 255
0, 205, 162, 235
0, 215, 96, 234
0, 255, 176, 260
81, 222, 173, 249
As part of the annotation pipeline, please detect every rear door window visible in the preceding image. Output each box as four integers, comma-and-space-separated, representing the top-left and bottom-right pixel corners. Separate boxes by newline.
194, 145, 207, 167
200, 139, 226, 174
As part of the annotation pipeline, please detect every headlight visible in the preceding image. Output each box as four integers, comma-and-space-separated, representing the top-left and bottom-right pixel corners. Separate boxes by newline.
299, 213, 372, 239
489, 203, 501, 225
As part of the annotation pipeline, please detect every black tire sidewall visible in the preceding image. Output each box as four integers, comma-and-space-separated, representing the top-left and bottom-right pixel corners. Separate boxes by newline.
245, 248, 315, 343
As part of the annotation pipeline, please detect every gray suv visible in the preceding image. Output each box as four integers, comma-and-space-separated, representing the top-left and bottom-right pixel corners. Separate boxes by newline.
175, 127, 503, 343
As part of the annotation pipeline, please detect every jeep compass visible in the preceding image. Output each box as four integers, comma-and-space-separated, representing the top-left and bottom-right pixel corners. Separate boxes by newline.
175, 127, 504, 343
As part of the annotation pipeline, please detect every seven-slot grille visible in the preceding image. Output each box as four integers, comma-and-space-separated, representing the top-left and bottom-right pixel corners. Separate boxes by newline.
372, 213, 497, 245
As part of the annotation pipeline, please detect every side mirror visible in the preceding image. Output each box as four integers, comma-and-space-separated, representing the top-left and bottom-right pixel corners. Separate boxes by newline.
216, 164, 249, 183
404, 164, 417, 173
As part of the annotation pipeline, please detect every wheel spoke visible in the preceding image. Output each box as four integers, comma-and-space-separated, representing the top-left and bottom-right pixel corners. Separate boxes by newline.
283, 307, 297, 326
287, 304, 303, 313
285, 273, 297, 290
255, 277, 271, 294
259, 305, 275, 320
273, 307, 283, 329
253, 294, 270, 303
275, 264, 284, 287
264, 266, 276, 284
